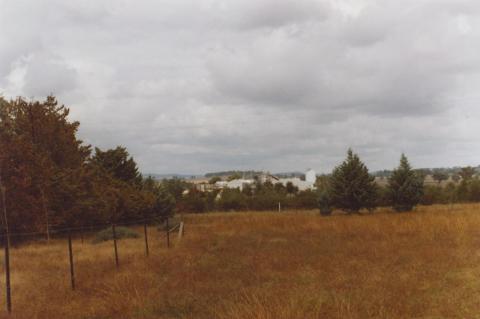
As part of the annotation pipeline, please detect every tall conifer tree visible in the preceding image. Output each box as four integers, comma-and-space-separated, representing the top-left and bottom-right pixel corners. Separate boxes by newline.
388, 154, 423, 212
329, 149, 377, 213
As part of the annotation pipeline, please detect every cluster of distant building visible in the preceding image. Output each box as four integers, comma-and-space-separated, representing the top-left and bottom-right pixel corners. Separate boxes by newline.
184, 168, 468, 195
189, 169, 317, 193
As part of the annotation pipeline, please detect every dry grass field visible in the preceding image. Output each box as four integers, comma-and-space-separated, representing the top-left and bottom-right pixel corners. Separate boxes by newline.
1, 204, 480, 318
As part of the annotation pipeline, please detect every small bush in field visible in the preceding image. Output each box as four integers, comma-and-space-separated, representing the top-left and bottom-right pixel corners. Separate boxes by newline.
318, 191, 332, 216
92, 226, 139, 244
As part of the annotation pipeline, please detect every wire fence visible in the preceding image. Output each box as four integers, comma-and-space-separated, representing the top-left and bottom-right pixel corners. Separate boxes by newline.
3, 217, 166, 237
0, 215, 185, 314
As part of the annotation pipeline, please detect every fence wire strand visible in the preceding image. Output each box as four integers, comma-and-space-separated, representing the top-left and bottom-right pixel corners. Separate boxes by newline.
1, 216, 170, 238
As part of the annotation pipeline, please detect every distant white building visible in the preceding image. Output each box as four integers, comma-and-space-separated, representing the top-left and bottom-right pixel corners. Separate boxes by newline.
215, 181, 228, 188
213, 169, 316, 192
227, 179, 254, 191
277, 169, 316, 191
257, 172, 279, 184
215, 179, 253, 191
305, 169, 316, 183
277, 178, 315, 191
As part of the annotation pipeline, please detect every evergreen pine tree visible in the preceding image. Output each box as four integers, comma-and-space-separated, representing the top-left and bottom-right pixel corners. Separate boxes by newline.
388, 154, 423, 212
329, 149, 377, 213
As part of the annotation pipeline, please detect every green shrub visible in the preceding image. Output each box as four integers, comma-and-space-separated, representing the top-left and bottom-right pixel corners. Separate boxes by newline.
217, 189, 248, 211
318, 191, 332, 216
92, 226, 139, 244
421, 185, 445, 205
292, 190, 318, 209
179, 189, 207, 213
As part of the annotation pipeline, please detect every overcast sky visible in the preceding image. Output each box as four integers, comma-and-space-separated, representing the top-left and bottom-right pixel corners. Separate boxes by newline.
1, 0, 480, 174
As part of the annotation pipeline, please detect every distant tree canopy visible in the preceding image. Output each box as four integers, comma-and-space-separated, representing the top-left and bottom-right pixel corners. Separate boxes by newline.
209, 176, 222, 184
175, 182, 319, 213
432, 170, 449, 184
0, 96, 173, 234
227, 173, 242, 181
285, 181, 298, 194
91, 147, 142, 186
459, 167, 475, 181
205, 170, 263, 178
161, 178, 189, 200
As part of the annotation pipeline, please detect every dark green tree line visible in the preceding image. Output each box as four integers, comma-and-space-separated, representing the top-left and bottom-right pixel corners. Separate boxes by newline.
0, 96, 173, 235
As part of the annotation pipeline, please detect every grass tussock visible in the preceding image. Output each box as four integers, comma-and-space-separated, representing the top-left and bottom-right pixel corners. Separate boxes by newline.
1, 204, 480, 318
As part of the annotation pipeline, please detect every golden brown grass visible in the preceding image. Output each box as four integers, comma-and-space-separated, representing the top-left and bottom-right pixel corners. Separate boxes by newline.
1, 204, 480, 318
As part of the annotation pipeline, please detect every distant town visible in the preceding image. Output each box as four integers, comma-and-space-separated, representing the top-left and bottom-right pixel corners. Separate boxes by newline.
148, 165, 480, 193
186, 169, 317, 193
145, 165, 480, 188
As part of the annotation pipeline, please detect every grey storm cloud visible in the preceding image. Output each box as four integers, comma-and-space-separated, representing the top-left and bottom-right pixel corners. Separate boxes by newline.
1, 0, 480, 174
22, 53, 78, 97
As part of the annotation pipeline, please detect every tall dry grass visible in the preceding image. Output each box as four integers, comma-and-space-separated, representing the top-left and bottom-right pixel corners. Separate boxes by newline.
1, 204, 480, 318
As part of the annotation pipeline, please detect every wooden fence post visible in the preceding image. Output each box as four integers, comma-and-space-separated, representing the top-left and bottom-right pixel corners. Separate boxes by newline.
0, 180, 12, 314
80, 226, 84, 245
3, 234, 11, 313
40, 188, 50, 243
112, 224, 119, 268
144, 222, 149, 257
67, 229, 75, 290
166, 218, 170, 248
177, 222, 184, 241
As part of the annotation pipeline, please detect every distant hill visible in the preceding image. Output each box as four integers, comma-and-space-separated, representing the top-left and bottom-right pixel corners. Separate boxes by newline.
274, 171, 305, 178
204, 170, 308, 179
147, 165, 480, 181
204, 170, 263, 178
372, 165, 480, 177
145, 173, 203, 180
